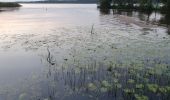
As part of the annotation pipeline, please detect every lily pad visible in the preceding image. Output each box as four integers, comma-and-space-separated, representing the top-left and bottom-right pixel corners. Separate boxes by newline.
134, 94, 149, 100
101, 80, 111, 88
88, 83, 97, 91
147, 84, 158, 93
127, 79, 135, 84
123, 88, 135, 94
136, 84, 144, 89
19, 93, 29, 100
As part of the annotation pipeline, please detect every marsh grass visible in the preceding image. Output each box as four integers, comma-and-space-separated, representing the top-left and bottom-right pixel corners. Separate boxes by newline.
25, 56, 170, 100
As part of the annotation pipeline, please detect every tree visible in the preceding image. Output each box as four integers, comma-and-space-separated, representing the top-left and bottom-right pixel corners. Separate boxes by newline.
99, 0, 111, 9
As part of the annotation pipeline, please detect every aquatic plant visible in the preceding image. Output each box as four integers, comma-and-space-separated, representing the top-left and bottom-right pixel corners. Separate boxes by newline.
123, 88, 135, 94
113, 78, 119, 83
159, 87, 167, 94
101, 80, 111, 88
143, 78, 149, 83
112, 71, 121, 78
107, 64, 113, 72
100, 87, 108, 93
88, 83, 97, 91
90, 24, 94, 35
19, 93, 29, 100
114, 83, 122, 89
147, 84, 159, 93
136, 84, 144, 89
127, 79, 135, 84
134, 94, 149, 100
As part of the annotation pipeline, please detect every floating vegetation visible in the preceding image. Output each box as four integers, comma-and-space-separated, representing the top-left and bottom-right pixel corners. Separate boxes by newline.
114, 83, 122, 89
101, 80, 112, 90
18, 93, 29, 100
135, 84, 144, 89
134, 94, 149, 100
0, 7, 170, 99
123, 88, 135, 94
147, 84, 159, 93
127, 79, 135, 84
88, 83, 97, 91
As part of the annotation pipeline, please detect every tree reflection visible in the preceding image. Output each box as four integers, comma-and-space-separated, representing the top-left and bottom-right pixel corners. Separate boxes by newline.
0, 7, 20, 13
159, 11, 170, 35
104, 9, 170, 35
99, 9, 111, 15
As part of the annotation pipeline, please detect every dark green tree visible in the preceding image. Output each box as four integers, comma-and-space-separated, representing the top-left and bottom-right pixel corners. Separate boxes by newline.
99, 0, 111, 9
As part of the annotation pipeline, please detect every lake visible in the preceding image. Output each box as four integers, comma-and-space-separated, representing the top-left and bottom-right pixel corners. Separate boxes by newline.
0, 4, 170, 100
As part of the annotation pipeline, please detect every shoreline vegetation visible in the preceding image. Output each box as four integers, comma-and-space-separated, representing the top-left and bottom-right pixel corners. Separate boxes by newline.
0, 2, 21, 7
98, 0, 170, 12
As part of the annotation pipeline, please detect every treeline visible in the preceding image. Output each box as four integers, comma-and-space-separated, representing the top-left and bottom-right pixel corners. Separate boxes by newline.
98, 0, 170, 11
33, 0, 97, 3
0, 2, 21, 7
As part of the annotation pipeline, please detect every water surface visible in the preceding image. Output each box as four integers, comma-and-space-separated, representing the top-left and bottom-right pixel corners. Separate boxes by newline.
0, 4, 170, 100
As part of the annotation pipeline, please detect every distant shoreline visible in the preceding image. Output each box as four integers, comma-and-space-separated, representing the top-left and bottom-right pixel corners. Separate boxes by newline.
18, 1, 97, 4
0, 2, 21, 7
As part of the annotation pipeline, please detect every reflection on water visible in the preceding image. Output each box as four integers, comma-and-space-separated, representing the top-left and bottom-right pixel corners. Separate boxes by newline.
99, 9, 170, 35
2, 48, 169, 100
100, 9, 170, 34
0, 4, 170, 100
99, 9, 111, 15
0, 7, 20, 12
159, 12, 170, 35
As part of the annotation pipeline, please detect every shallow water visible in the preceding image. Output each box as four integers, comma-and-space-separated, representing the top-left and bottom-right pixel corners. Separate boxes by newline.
0, 4, 170, 100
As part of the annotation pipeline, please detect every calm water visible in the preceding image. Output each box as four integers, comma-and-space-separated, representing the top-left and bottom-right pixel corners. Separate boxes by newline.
0, 4, 170, 100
